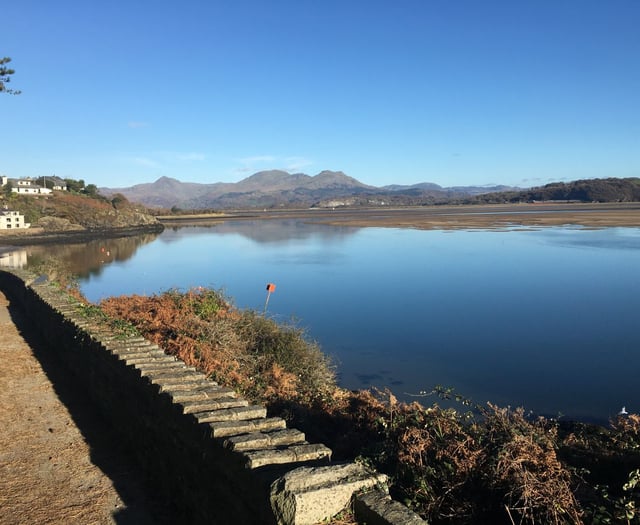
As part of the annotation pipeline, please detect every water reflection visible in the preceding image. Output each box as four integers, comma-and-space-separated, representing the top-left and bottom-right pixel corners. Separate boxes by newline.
0, 233, 160, 277
0, 250, 28, 268
160, 220, 360, 245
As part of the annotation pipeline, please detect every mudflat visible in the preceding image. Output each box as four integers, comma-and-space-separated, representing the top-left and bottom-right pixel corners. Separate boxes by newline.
163, 202, 640, 230
245, 202, 640, 230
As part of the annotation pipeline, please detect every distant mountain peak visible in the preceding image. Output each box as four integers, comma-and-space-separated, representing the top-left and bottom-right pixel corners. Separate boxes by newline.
316, 170, 346, 176
153, 176, 183, 187
243, 169, 291, 180
100, 170, 523, 210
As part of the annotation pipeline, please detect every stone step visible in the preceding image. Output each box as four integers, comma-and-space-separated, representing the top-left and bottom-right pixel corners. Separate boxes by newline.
109, 335, 149, 344
55, 307, 78, 315
180, 396, 248, 415
168, 386, 237, 403
112, 344, 159, 353
104, 339, 156, 349
209, 417, 286, 439
243, 443, 332, 469
155, 378, 218, 392
196, 405, 267, 423
107, 344, 161, 355
139, 368, 205, 381
86, 332, 116, 343
270, 463, 389, 525
112, 345, 164, 355
109, 342, 161, 353
121, 353, 176, 365
136, 361, 196, 376
224, 429, 306, 451
132, 360, 190, 372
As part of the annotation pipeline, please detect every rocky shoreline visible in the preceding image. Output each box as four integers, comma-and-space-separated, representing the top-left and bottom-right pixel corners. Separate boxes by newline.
0, 223, 165, 246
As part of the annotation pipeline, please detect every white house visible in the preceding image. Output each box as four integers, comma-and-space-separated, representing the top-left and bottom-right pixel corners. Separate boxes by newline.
0, 209, 30, 229
4, 177, 53, 195
2, 175, 68, 194
49, 176, 68, 191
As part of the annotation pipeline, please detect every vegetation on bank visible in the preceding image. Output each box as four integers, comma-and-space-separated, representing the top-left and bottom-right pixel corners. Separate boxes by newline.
88, 287, 640, 525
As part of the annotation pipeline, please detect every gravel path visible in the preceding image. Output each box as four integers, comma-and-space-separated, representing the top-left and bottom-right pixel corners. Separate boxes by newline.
0, 290, 167, 524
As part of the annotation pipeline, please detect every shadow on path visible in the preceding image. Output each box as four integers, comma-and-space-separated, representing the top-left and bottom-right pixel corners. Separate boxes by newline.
6, 299, 181, 524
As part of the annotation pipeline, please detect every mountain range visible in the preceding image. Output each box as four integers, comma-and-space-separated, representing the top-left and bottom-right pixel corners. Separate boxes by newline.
100, 170, 517, 210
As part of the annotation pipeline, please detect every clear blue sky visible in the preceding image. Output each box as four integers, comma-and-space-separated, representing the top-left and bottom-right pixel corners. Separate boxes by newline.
2, 1, 639, 189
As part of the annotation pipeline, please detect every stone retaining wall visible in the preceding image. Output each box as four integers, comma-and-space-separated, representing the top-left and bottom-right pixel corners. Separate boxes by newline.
0, 269, 425, 525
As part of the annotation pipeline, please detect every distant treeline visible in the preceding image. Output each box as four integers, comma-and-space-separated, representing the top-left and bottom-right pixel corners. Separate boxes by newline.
313, 177, 640, 209
464, 177, 640, 205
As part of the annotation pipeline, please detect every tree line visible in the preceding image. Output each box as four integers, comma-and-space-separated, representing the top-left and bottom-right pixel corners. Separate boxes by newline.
463, 177, 640, 205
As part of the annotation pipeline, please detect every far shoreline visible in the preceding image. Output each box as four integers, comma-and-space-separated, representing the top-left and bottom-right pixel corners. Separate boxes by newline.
2, 203, 639, 251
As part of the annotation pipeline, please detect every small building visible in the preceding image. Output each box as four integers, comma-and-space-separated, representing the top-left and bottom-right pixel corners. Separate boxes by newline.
49, 176, 68, 191
0, 209, 30, 229
2, 175, 67, 194
5, 177, 53, 195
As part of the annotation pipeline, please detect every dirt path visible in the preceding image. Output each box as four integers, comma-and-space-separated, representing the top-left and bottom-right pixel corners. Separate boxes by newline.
0, 290, 168, 524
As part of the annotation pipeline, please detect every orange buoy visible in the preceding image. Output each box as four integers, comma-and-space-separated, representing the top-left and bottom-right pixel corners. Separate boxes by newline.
264, 283, 276, 312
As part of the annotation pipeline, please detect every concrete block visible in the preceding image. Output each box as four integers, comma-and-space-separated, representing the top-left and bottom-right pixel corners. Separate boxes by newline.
156, 378, 216, 392
116, 349, 164, 359
139, 368, 203, 381
133, 361, 191, 372
270, 463, 387, 525
180, 396, 248, 414
244, 443, 331, 469
197, 405, 267, 423
224, 429, 306, 451
123, 353, 176, 364
209, 417, 286, 438
168, 386, 237, 403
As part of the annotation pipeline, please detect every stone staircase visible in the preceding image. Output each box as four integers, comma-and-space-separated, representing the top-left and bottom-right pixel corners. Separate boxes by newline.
1, 268, 425, 525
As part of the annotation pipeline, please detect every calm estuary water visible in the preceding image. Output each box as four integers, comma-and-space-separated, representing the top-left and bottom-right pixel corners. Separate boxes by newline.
4, 220, 639, 423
